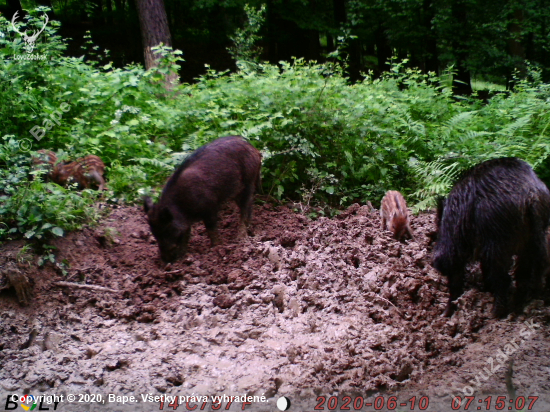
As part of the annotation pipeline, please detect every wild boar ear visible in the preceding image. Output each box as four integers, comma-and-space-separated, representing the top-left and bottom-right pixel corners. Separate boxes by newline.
159, 207, 173, 224
143, 196, 154, 213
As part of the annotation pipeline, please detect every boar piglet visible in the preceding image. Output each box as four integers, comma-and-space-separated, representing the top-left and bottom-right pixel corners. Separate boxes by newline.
52, 155, 106, 190
380, 190, 414, 241
31, 149, 58, 181
143, 135, 262, 263
433, 157, 550, 318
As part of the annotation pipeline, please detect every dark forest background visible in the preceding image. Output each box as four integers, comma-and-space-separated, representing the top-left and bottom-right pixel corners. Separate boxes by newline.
3, 0, 550, 89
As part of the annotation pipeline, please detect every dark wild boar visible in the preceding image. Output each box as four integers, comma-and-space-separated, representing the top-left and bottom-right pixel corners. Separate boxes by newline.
143, 136, 262, 263
433, 157, 550, 318
380, 190, 414, 241
52, 155, 106, 190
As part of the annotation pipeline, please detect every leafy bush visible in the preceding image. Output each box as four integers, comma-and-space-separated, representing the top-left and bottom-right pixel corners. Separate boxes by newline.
0, 136, 97, 241
1, 9, 550, 245
412, 67, 550, 210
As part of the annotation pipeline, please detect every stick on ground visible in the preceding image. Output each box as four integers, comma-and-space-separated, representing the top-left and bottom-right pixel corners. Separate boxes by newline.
54, 281, 119, 293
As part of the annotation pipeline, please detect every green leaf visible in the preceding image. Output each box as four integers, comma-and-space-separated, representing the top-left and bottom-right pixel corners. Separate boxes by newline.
51, 227, 64, 237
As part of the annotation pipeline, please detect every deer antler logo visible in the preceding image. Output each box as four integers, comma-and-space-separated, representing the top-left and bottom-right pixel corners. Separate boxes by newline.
11, 11, 49, 54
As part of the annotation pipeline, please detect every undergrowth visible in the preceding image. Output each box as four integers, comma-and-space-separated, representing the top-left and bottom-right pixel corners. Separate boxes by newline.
1, 9, 550, 244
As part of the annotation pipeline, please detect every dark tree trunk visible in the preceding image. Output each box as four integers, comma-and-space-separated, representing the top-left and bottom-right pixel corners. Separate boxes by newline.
375, 25, 391, 73
333, 0, 346, 28
93, 0, 105, 25
423, 0, 439, 73
508, 9, 526, 75
105, 0, 113, 24
306, 29, 321, 61
326, 33, 334, 51
113, 0, 124, 14
332, 0, 360, 80
135, 0, 173, 70
347, 38, 362, 82
451, 0, 472, 95
266, 12, 315, 63
127, 0, 144, 67
6, 0, 23, 17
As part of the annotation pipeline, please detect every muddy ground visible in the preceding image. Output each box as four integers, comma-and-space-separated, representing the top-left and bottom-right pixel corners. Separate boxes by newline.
1, 202, 549, 411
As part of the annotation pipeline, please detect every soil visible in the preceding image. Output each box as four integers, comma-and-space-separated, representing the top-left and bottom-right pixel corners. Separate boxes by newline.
1, 202, 549, 411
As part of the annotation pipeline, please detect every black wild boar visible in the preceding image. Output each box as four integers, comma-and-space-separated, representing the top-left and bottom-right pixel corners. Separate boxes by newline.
143, 136, 262, 262
433, 157, 550, 318
380, 190, 414, 241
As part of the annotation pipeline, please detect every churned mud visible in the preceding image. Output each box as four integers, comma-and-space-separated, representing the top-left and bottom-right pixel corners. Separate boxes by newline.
1, 202, 549, 411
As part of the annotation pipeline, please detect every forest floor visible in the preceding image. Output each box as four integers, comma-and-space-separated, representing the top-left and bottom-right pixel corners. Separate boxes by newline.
1, 202, 549, 411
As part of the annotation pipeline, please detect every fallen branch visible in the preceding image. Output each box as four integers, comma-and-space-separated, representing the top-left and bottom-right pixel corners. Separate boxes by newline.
54, 281, 119, 293
370, 293, 404, 317
163, 269, 185, 275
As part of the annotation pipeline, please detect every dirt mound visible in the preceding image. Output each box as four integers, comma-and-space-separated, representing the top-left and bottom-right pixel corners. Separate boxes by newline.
1, 202, 549, 411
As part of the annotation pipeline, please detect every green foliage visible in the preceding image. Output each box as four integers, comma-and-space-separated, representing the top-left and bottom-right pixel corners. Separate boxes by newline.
2, 10, 550, 248
0, 136, 98, 242
227, 3, 266, 64
175, 58, 457, 205
412, 65, 550, 210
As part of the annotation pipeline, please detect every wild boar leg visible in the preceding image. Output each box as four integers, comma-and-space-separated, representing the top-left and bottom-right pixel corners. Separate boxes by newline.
515, 231, 546, 309
203, 214, 220, 246
443, 266, 465, 317
480, 253, 513, 318
237, 188, 255, 237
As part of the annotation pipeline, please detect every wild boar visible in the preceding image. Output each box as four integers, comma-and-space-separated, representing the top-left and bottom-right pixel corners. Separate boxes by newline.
380, 190, 414, 241
144, 136, 262, 262
52, 155, 106, 190
433, 157, 550, 317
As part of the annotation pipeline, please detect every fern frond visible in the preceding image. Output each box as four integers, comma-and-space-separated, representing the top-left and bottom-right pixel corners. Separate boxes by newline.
496, 114, 532, 138
441, 111, 478, 140
411, 159, 462, 211
134, 157, 174, 170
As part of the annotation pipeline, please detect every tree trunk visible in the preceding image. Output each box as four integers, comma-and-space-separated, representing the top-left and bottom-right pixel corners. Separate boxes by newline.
6, 0, 23, 17
332, 0, 360, 81
94, 0, 105, 25
113, 0, 124, 15
348, 38, 362, 82
375, 25, 391, 73
306, 29, 321, 61
508, 9, 526, 76
105, 0, 113, 24
333, 0, 346, 28
451, 0, 472, 95
422, 0, 438, 74
135, 0, 172, 67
